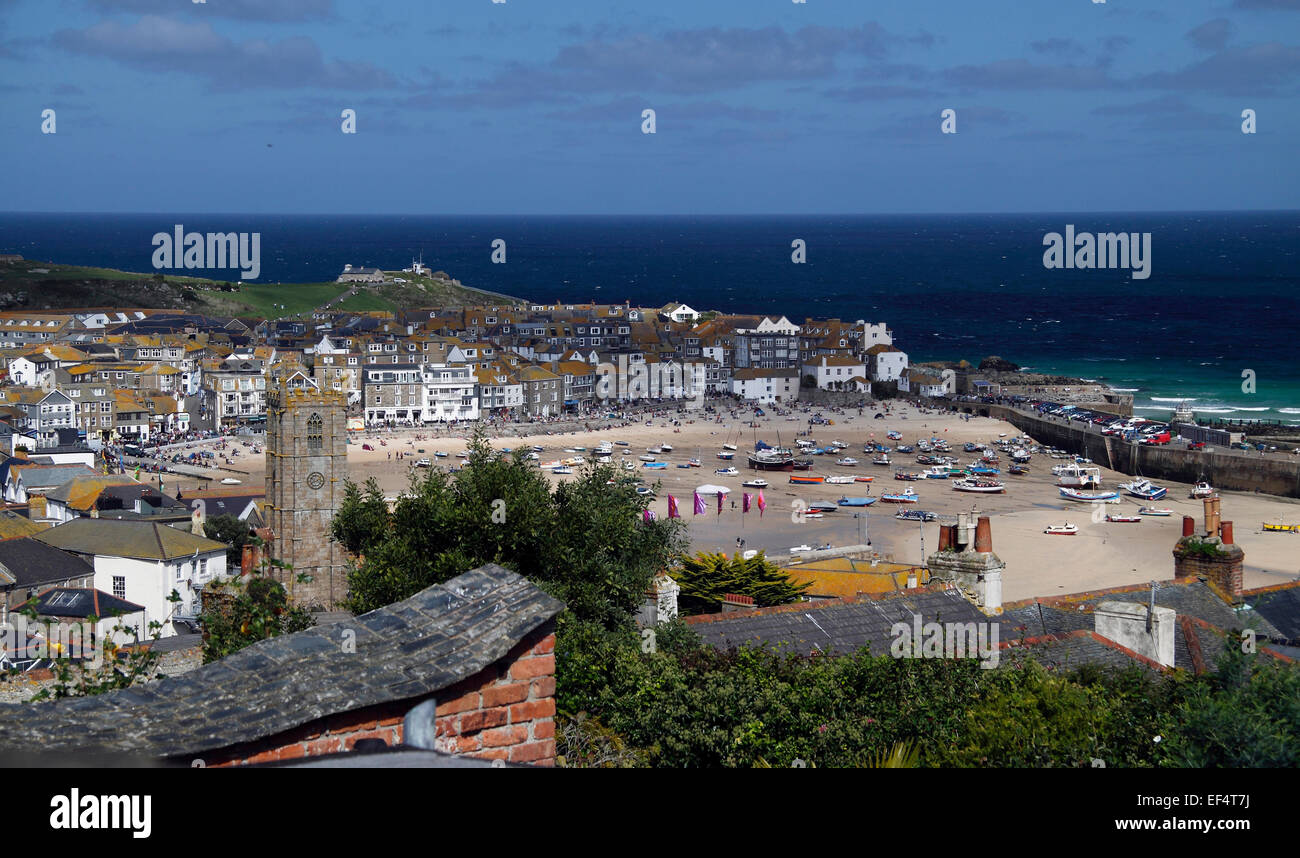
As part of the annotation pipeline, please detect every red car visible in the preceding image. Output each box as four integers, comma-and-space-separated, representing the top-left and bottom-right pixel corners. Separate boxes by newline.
1188, 441, 1205, 450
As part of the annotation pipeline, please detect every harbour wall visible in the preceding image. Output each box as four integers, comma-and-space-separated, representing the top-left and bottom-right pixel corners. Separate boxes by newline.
967, 404, 1300, 499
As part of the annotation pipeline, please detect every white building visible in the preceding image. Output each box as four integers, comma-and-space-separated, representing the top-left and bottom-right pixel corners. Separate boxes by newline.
860, 321, 893, 349
899, 369, 948, 398
421, 363, 480, 423
662, 303, 701, 324
730, 368, 799, 404
35, 519, 230, 638
802, 356, 868, 391
866, 344, 909, 383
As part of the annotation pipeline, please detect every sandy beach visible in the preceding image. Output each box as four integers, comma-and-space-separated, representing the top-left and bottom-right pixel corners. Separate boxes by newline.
159, 401, 1300, 604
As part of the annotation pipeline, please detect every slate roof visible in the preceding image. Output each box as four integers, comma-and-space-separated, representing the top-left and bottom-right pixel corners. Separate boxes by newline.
1243, 583, 1300, 643
24, 587, 145, 619
0, 537, 95, 588
685, 585, 987, 657
0, 564, 564, 759
35, 518, 226, 561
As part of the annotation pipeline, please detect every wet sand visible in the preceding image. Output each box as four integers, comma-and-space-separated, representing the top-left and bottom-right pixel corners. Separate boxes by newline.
160, 402, 1300, 604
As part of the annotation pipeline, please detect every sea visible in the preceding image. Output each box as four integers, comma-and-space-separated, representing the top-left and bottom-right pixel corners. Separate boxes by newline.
2, 211, 1298, 422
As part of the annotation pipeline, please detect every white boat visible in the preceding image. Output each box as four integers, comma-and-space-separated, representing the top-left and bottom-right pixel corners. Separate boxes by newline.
716, 467, 739, 475
722, 443, 738, 451
660, 444, 673, 452
551, 466, 572, 475
638, 454, 657, 462
647, 446, 663, 454
1120, 478, 1168, 501
1044, 524, 1078, 535
1191, 481, 1216, 499
623, 462, 635, 471
1059, 487, 1121, 503
872, 455, 891, 466
1054, 463, 1102, 488
921, 466, 952, 479
434, 451, 449, 458
952, 479, 1006, 494
1106, 515, 1142, 523
220, 477, 241, 485
836, 457, 859, 467
824, 475, 855, 484
789, 544, 815, 554
742, 478, 768, 488
1139, 507, 1174, 516
415, 458, 432, 468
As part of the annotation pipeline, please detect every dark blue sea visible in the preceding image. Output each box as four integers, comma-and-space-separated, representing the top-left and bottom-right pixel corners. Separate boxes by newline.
2, 212, 1298, 421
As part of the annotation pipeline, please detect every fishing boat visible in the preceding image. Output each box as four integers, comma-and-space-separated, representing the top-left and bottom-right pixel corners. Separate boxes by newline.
660, 444, 673, 452
1191, 481, 1216, 499
433, 451, 449, 458
722, 443, 738, 451
717, 451, 735, 460
688, 458, 701, 467
748, 445, 796, 471
220, 477, 241, 485
540, 460, 563, 470
1120, 478, 1168, 501
967, 466, 1000, 476
1059, 487, 1121, 503
880, 488, 919, 503
886, 431, 902, 440
551, 466, 573, 475
1044, 524, 1078, 535
623, 462, 635, 471
837, 496, 877, 507
1054, 463, 1102, 488
895, 471, 922, 481
896, 444, 915, 454
790, 474, 825, 484
716, 467, 739, 476
1008, 464, 1029, 475
808, 501, 838, 513
916, 454, 940, 465
1106, 514, 1142, 523
675, 463, 692, 469
872, 455, 891, 466
896, 509, 937, 522
825, 475, 855, 484
952, 479, 1006, 494
1139, 507, 1174, 516
853, 475, 875, 483
646, 446, 663, 454
836, 457, 859, 467
638, 454, 657, 462
1263, 522, 1300, 532
532, 445, 545, 452
793, 459, 813, 470
1010, 448, 1032, 463
922, 466, 952, 479
742, 478, 769, 488
789, 544, 815, 554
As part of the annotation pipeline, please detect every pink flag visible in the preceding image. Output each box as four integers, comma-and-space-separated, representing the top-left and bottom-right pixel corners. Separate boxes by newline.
757, 490, 766, 516
717, 492, 723, 515
643, 509, 656, 523
743, 492, 751, 513
668, 495, 680, 519
693, 491, 706, 515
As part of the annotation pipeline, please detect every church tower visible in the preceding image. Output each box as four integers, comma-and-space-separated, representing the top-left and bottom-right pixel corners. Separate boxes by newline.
265, 371, 348, 607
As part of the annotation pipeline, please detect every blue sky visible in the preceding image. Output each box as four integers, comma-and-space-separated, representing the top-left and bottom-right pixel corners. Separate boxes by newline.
2, 0, 1298, 214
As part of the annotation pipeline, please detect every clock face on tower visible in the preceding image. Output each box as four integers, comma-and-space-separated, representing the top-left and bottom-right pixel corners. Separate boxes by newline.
307, 472, 325, 490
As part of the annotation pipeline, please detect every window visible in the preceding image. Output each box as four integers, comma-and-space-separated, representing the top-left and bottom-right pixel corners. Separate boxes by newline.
307, 413, 323, 451
112, 576, 126, 598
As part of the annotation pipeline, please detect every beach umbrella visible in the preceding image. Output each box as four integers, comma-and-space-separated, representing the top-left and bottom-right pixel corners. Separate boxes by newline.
757, 490, 766, 516
667, 494, 680, 518
743, 492, 751, 513
693, 491, 706, 515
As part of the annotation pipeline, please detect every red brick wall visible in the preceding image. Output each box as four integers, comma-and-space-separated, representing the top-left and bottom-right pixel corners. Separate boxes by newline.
1173, 543, 1244, 599
199, 623, 556, 767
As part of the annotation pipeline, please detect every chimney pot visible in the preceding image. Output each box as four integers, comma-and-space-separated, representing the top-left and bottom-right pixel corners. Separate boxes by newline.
975, 516, 992, 554
1182, 515, 1195, 537
937, 525, 952, 552
1220, 521, 1234, 545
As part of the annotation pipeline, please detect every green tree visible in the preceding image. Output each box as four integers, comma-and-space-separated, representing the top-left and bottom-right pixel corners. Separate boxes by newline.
672, 551, 811, 614
199, 566, 315, 664
203, 514, 252, 567
330, 476, 391, 557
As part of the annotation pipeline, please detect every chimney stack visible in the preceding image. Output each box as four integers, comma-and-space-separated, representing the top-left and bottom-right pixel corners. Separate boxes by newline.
721, 593, 755, 613
1095, 600, 1176, 667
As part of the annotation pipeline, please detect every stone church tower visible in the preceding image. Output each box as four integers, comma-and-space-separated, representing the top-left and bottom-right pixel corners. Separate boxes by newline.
265, 371, 348, 607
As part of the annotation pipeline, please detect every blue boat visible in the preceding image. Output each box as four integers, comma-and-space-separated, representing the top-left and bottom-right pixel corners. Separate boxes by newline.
643, 462, 667, 469
837, 496, 877, 507
967, 466, 1000, 475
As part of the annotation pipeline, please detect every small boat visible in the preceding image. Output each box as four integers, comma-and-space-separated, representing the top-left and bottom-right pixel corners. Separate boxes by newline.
880, 488, 919, 503
789, 474, 824, 484
836, 457, 859, 467
532, 445, 545, 452
872, 455, 891, 466
676, 463, 692, 469
635, 486, 654, 496
967, 466, 1000, 476
643, 462, 667, 469
837, 496, 877, 507
921, 466, 952, 479
1044, 524, 1078, 535
722, 443, 738, 451
853, 475, 874, 483
825, 475, 855, 484
614, 440, 629, 446
808, 501, 837, 513
895, 472, 922, 481
1106, 515, 1142, 523
1191, 481, 1216, 499
1010, 449, 1032, 463
1120, 478, 1168, 501
1262, 522, 1300, 532
639, 454, 657, 462
1139, 507, 1173, 516
660, 444, 673, 452
415, 458, 432, 468
687, 458, 701, 467
623, 462, 635, 471
434, 451, 449, 458
742, 478, 769, 488
793, 460, 813, 470
896, 509, 938, 522
1009, 464, 1029, 475
647, 446, 663, 454
952, 479, 1006, 493
896, 445, 915, 453
220, 477, 241, 485
717, 451, 735, 460
789, 544, 815, 554
1059, 488, 1121, 503
716, 467, 739, 476
551, 466, 573, 475
802, 512, 824, 520
1054, 463, 1102, 488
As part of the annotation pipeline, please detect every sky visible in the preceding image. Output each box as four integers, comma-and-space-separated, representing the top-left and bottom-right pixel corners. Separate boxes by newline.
1, 0, 1298, 214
